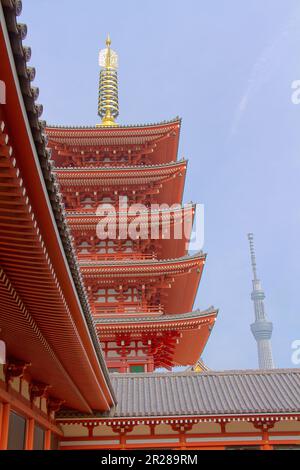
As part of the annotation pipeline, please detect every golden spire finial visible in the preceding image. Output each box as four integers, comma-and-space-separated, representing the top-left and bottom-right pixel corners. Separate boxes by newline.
106, 33, 111, 47
97, 34, 119, 127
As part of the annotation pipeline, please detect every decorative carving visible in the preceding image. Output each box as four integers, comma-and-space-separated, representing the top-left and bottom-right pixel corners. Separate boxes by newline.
47, 397, 65, 415
13, 0, 23, 17
16, 23, 27, 40
26, 66, 36, 82
112, 424, 134, 435
4, 359, 31, 384
171, 423, 194, 433
29, 381, 51, 402
22, 46, 31, 62
253, 421, 275, 432
34, 104, 43, 118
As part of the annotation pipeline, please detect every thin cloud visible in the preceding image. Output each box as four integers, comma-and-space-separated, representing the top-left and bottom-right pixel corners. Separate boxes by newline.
229, 8, 300, 138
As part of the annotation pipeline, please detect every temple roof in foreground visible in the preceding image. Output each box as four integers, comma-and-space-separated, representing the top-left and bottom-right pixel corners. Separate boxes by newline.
58, 369, 300, 418
1, 0, 115, 405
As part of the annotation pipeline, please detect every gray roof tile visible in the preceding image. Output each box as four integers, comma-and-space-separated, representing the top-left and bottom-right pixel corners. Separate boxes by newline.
104, 369, 300, 417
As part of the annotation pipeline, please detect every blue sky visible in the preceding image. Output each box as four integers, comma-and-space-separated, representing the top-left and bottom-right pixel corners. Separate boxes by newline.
21, 0, 300, 370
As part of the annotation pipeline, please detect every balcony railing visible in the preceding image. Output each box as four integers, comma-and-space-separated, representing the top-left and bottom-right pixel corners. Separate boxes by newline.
93, 303, 163, 317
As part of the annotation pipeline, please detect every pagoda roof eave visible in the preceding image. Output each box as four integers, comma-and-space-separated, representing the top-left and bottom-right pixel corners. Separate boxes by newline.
82, 253, 205, 314
94, 308, 218, 327
80, 252, 206, 270
96, 309, 217, 369
48, 118, 182, 166
53, 159, 187, 174
66, 203, 196, 219
46, 117, 181, 132
53, 158, 188, 173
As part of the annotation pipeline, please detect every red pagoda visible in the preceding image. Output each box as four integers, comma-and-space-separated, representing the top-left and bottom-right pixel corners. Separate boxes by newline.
46, 36, 217, 374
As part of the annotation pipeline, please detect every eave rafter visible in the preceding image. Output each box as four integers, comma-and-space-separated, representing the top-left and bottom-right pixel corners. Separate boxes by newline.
56, 413, 300, 428
0, 119, 108, 411
0, 0, 117, 410
48, 131, 178, 168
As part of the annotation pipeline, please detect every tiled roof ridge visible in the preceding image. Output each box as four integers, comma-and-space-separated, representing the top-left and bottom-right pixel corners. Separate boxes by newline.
110, 368, 300, 378
57, 368, 300, 419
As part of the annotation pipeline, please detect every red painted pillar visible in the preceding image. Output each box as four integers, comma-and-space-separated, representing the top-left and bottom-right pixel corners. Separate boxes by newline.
25, 418, 34, 450
44, 429, 51, 450
179, 432, 187, 450
120, 433, 126, 450
147, 360, 154, 372
0, 403, 3, 445
261, 443, 273, 450
0, 403, 10, 450
261, 430, 273, 450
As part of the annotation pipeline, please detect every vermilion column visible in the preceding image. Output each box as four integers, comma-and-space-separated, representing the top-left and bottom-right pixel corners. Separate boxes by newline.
0, 403, 10, 450
44, 429, 51, 450
179, 432, 187, 450
147, 360, 154, 372
0, 403, 2, 445
120, 432, 126, 450
261, 430, 273, 450
25, 418, 34, 450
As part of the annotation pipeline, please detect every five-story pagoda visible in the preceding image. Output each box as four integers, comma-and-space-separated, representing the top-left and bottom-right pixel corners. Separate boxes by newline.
47, 36, 217, 373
